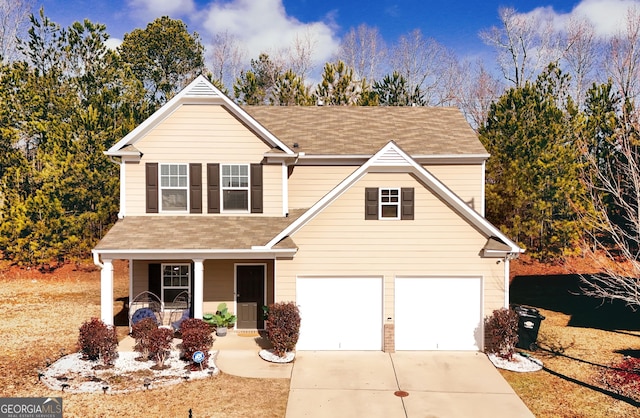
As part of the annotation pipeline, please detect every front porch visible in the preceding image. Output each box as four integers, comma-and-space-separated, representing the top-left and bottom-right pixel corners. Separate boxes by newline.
97, 257, 278, 331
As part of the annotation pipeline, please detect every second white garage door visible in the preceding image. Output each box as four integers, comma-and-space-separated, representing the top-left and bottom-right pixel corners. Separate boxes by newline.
395, 277, 482, 351
296, 277, 383, 350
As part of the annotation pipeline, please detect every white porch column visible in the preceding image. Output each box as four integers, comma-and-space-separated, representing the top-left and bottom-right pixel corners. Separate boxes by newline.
100, 259, 114, 325
504, 257, 510, 308
193, 259, 204, 319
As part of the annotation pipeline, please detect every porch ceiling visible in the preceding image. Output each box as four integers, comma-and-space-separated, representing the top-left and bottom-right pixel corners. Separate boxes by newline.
94, 210, 305, 252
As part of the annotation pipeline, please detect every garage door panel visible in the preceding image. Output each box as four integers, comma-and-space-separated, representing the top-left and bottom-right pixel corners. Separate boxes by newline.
297, 278, 382, 350
396, 277, 481, 351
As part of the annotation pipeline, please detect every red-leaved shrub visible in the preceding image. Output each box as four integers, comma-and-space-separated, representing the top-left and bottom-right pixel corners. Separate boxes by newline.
132, 317, 158, 361
266, 302, 300, 357
179, 319, 213, 369
77, 318, 118, 366
484, 308, 519, 360
148, 327, 174, 368
178, 318, 211, 335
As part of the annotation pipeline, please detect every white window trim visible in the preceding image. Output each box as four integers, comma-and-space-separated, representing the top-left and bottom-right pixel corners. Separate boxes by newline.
379, 188, 400, 220
161, 263, 191, 306
221, 163, 250, 213
159, 163, 189, 213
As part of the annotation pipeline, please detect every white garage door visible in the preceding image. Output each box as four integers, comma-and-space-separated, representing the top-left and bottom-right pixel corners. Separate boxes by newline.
296, 277, 383, 350
395, 277, 482, 350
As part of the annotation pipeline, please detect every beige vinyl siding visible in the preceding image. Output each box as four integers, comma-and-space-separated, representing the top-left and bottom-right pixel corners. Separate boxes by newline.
131, 259, 275, 319
276, 172, 505, 319
425, 164, 484, 213
287, 165, 357, 209
125, 104, 281, 216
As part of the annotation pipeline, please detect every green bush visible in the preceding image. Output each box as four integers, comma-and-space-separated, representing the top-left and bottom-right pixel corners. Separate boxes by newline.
77, 318, 118, 366
131, 317, 158, 361
266, 302, 301, 357
484, 308, 519, 359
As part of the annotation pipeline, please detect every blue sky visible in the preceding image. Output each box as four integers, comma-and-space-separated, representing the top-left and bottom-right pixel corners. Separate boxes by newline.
38, 0, 639, 65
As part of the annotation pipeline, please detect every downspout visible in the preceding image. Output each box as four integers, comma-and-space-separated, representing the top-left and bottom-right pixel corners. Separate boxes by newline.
108, 156, 125, 219
93, 251, 104, 269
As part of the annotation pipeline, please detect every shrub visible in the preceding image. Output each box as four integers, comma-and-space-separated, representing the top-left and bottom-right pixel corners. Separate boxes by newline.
266, 302, 301, 357
178, 318, 211, 335
179, 318, 213, 369
484, 307, 519, 360
148, 327, 174, 369
131, 317, 158, 361
77, 318, 118, 366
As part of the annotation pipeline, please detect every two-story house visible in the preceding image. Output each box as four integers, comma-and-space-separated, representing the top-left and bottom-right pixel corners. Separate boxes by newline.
92, 75, 523, 352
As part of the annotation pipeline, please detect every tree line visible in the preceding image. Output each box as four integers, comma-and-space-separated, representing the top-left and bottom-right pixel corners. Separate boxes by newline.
0, 5, 638, 289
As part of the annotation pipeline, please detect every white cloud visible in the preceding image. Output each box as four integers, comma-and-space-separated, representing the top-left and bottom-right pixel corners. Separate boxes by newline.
199, 0, 340, 68
105, 37, 123, 51
127, 0, 197, 20
519, 0, 640, 38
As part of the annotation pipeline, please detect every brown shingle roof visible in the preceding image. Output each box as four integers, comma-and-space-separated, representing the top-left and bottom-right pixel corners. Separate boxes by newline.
243, 106, 486, 156
95, 211, 305, 251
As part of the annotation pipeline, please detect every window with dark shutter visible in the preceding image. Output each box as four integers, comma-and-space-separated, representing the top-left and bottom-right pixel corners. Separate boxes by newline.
365, 188, 378, 220
250, 163, 263, 213
207, 163, 220, 213
146, 163, 158, 213
189, 163, 202, 213
401, 187, 414, 220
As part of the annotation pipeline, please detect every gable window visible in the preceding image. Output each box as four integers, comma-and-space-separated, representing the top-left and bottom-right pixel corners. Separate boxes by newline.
162, 264, 191, 305
221, 164, 249, 211
380, 188, 400, 219
365, 187, 414, 220
160, 163, 188, 211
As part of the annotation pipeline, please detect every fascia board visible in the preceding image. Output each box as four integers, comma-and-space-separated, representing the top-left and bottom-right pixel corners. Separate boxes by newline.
92, 248, 297, 261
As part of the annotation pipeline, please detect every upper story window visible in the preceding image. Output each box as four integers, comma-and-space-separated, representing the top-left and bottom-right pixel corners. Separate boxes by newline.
365, 187, 414, 220
160, 163, 188, 212
379, 188, 400, 219
221, 164, 249, 211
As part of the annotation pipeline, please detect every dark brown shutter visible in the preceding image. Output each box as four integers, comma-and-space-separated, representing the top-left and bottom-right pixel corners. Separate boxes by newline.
401, 187, 414, 220
146, 163, 158, 213
189, 163, 202, 214
365, 188, 378, 220
250, 163, 263, 213
207, 163, 220, 213
148, 263, 161, 297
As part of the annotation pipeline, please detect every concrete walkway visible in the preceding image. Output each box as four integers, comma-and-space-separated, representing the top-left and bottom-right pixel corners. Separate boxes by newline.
286, 351, 535, 418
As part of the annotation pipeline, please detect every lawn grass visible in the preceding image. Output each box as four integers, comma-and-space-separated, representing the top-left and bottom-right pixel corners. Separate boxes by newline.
506, 266, 640, 417
0, 261, 289, 417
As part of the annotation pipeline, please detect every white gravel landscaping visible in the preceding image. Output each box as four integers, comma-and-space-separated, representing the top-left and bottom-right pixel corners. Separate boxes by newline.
488, 352, 543, 372
41, 350, 219, 394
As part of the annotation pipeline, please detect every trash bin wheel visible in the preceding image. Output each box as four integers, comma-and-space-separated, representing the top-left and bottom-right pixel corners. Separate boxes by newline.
529, 342, 538, 351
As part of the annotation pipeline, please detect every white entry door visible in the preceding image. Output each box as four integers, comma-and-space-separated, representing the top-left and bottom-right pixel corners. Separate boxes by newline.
395, 277, 482, 350
296, 277, 383, 350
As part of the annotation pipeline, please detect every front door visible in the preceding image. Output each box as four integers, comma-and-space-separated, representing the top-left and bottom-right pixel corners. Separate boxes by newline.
236, 265, 265, 329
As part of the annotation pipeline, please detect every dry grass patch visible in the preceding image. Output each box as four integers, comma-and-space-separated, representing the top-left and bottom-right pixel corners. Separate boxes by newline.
0, 261, 289, 417
506, 260, 640, 417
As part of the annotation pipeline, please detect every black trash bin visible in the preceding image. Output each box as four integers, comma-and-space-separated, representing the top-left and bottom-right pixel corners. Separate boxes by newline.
513, 305, 545, 350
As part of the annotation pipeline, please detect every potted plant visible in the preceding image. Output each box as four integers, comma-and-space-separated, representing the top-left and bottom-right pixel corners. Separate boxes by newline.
210, 303, 236, 336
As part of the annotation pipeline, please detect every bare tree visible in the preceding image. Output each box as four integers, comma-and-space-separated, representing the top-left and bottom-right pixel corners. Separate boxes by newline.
0, 0, 33, 63
579, 109, 640, 309
480, 7, 561, 88
562, 18, 601, 105
605, 7, 640, 104
209, 31, 246, 92
336, 24, 387, 82
454, 59, 505, 130
285, 30, 317, 83
390, 29, 458, 106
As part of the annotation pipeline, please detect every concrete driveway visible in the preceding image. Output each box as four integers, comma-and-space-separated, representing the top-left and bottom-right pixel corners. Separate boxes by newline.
286, 351, 535, 418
